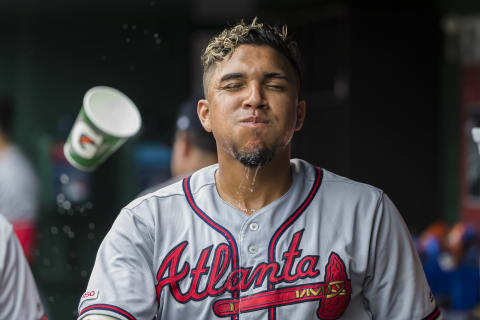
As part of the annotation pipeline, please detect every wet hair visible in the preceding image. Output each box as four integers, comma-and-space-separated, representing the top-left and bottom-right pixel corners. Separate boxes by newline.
201, 17, 303, 95
0, 95, 13, 136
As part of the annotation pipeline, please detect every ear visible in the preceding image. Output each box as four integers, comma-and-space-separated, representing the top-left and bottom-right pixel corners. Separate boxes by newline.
197, 99, 212, 132
294, 100, 306, 131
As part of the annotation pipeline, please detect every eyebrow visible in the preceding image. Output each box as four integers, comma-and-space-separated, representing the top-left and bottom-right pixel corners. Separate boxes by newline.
219, 73, 244, 82
219, 72, 289, 83
263, 72, 289, 81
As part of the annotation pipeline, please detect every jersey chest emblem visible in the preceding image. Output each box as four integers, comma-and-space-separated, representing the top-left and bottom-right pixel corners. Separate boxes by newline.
155, 230, 352, 319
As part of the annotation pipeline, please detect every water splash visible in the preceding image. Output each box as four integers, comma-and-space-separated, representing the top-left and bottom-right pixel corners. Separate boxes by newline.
250, 167, 260, 192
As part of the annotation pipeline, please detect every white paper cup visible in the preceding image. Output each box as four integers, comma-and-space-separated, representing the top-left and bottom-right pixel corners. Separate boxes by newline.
64, 86, 141, 171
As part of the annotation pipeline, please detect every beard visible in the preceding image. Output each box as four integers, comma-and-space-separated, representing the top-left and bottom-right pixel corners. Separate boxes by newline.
231, 143, 277, 168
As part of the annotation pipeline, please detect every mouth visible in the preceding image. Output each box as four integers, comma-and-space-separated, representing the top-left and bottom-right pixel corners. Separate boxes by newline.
239, 116, 270, 128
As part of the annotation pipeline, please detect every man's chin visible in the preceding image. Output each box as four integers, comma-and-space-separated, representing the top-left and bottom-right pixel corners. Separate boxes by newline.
234, 146, 275, 168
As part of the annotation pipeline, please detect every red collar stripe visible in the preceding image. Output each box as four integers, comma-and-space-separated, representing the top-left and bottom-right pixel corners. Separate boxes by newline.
183, 176, 239, 320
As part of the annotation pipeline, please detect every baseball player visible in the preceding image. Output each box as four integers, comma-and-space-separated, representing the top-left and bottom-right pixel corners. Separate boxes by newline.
138, 97, 217, 197
78, 18, 441, 320
0, 214, 46, 320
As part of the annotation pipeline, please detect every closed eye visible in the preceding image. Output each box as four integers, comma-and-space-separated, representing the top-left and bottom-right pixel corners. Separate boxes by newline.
223, 83, 243, 90
266, 83, 285, 91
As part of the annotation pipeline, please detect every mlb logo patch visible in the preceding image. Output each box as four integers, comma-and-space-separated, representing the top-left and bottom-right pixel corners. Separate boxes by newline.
80, 289, 99, 303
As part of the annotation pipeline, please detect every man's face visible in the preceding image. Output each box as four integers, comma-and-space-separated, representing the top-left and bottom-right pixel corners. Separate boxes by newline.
198, 44, 306, 168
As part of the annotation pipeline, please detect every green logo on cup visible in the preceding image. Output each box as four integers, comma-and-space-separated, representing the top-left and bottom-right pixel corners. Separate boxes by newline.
64, 86, 141, 171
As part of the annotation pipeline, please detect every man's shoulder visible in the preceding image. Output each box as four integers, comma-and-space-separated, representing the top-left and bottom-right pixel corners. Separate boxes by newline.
293, 158, 384, 202
125, 179, 186, 211
125, 163, 218, 212
322, 169, 382, 195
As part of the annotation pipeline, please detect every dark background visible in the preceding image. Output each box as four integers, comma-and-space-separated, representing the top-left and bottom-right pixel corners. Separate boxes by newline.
0, 0, 472, 318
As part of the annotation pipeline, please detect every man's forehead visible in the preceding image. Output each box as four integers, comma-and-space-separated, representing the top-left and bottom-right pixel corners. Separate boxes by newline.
211, 45, 293, 80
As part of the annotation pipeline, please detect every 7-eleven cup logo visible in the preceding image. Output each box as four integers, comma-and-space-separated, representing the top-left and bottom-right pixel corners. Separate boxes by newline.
71, 121, 104, 159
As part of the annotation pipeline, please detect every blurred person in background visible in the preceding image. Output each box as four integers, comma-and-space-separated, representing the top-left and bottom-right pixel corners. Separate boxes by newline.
0, 94, 39, 262
0, 214, 46, 320
139, 97, 217, 196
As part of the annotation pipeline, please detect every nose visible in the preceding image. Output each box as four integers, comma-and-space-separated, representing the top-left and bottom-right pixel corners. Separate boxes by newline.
243, 82, 267, 109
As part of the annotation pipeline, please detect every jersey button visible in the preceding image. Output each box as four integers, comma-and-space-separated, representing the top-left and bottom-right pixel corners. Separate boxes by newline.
249, 222, 259, 231
248, 245, 257, 254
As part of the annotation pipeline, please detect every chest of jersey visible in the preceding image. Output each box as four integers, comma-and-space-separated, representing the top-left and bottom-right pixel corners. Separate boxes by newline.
152, 170, 374, 320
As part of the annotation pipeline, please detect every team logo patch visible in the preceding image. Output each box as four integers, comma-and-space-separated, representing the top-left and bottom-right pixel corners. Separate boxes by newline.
80, 289, 99, 303
155, 230, 351, 319
212, 252, 351, 319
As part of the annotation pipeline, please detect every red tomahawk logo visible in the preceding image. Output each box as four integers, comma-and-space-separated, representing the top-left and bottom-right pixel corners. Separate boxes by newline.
213, 253, 351, 319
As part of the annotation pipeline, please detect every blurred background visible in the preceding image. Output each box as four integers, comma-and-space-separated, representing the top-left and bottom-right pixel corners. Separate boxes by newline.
0, 0, 479, 318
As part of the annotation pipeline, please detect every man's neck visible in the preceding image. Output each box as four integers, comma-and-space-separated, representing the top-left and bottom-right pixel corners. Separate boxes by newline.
215, 149, 292, 215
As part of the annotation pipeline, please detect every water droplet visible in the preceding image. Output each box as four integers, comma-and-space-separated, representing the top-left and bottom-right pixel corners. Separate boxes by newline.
60, 173, 70, 184
50, 226, 58, 235
155, 39, 162, 45
153, 33, 159, 38
126, 37, 131, 44
62, 225, 71, 233
88, 232, 95, 240
86, 202, 93, 209
81, 270, 88, 277
131, 25, 137, 31
56, 193, 65, 203
63, 201, 71, 210
122, 23, 128, 30
43, 258, 51, 266
150, 1, 156, 6
68, 231, 75, 239
88, 222, 95, 230
48, 296, 55, 303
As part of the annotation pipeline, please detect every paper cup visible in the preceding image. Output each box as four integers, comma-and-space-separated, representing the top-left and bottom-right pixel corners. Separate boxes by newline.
64, 86, 141, 171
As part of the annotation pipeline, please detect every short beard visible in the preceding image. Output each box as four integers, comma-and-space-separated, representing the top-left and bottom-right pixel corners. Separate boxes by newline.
232, 145, 276, 168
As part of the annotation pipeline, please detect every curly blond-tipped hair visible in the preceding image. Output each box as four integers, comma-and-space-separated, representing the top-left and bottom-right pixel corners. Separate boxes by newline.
201, 18, 303, 94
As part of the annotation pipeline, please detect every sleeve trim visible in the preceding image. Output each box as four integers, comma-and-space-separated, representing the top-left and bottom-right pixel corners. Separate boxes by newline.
422, 306, 441, 320
79, 304, 136, 320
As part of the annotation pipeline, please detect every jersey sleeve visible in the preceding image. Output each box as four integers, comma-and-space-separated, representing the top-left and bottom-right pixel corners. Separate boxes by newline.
363, 194, 442, 320
78, 208, 157, 320
0, 222, 46, 320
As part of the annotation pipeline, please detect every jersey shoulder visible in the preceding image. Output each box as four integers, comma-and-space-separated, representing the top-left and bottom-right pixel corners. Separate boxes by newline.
123, 163, 218, 216
292, 159, 385, 219
126, 179, 185, 211
321, 168, 383, 197
292, 158, 384, 199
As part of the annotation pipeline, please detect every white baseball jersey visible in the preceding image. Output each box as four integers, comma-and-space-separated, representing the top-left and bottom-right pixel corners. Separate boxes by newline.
78, 159, 441, 320
0, 215, 46, 320
0, 145, 39, 222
